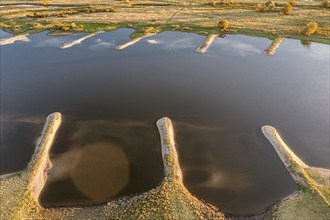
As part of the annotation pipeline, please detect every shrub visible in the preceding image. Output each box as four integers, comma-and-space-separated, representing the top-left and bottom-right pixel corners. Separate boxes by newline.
61, 26, 70, 31
210, 0, 217, 6
256, 3, 265, 11
0, 23, 9, 28
70, 22, 76, 29
266, 1, 276, 10
280, 3, 293, 15
218, 20, 229, 30
42, 0, 49, 7
76, 25, 84, 32
256, 1, 277, 12
143, 27, 158, 34
302, 22, 318, 36
53, 22, 75, 31
182, 27, 192, 31
222, 0, 235, 4
288, 0, 296, 6
321, 0, 330, 8
300, 40, 311, 47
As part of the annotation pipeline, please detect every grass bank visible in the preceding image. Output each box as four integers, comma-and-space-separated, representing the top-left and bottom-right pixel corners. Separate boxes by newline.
0, 0, 329, 44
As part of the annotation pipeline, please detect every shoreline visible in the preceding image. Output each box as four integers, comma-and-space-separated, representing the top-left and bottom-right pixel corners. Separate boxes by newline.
1, 116, 329, 219
262, 125, 330, 207
27, 112, 62, 201
0, 115, 225, 219
1, 23, 329, 45
0, 112, 62, 219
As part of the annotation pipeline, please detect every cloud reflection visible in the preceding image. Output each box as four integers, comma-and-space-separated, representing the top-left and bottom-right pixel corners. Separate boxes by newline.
33, 38, 67, 48
213, 38, 261, 56
89, 38, 116, 50
308, 45, 330, 61
161, 38, 196, 50
146, 39, 163, 44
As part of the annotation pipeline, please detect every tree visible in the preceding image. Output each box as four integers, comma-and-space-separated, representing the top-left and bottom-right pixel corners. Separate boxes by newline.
280, 3, 293, 15
218, 20, 229, 30
288, 0, 296, 6
321, 0, 330, 8
302, 22, 318, 36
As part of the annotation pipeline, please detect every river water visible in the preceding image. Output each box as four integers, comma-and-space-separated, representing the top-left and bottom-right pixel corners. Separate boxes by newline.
1, 29, 329, 214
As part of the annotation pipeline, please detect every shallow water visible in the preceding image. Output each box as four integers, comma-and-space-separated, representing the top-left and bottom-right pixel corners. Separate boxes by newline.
0, 29, 329, 214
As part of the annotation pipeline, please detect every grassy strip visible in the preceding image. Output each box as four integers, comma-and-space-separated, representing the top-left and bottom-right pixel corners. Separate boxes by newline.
0, 17, 329, 44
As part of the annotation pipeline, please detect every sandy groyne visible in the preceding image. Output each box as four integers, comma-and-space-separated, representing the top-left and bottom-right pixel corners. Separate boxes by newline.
196, 34, 217, 54
1, 115, 224, 219
41, 116, 225, 219
59, 32, 102, 49
27, 112, 62, 201
156, 117, 183, 182
262, 125, 330, 207
0, 34, 30, 46
262, 125, 307, 171
0, 112, 62, 219
264, 37, 284, 56
115, 33, 157, 50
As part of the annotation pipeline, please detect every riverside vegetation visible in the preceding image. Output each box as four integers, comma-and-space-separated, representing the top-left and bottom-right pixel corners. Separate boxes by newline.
0, 0, 329, 43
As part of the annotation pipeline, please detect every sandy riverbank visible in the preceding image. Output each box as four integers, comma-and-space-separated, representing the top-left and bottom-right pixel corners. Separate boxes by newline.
0, 112, 62, 219
27, 112, 62, 201
262, 125, 330, 219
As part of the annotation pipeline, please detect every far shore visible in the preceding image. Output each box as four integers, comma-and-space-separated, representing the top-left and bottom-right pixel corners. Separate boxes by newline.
0, 0, 329, 44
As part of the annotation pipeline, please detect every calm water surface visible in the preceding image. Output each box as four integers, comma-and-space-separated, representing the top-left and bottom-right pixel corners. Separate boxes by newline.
1, 29, 329, 214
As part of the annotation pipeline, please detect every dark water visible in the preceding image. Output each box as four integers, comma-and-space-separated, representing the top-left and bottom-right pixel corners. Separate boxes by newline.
0, 29, 329, 214
0, 29, 12, 38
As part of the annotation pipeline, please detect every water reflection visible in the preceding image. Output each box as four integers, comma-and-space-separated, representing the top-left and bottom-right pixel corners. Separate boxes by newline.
39, 117, 163, 206
300, 39, 311, 47
175, 122, 296, 214
89, 38, 116, 50
213, 38, 261, 56
70, 142, 129, 202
